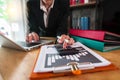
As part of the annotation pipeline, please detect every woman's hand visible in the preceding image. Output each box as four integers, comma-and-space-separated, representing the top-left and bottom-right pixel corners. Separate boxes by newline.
26, 32, 40, 43
57, 34, 75, 49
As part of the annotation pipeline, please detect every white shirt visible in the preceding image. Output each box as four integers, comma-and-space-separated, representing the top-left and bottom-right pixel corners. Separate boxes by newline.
40, 0, 55, 28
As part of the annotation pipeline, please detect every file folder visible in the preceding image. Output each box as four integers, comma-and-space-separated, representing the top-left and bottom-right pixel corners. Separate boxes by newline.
29, 42, 118, 80
30, 64, 117, 80
71, 35, 120, 52
69, 29, 120, 42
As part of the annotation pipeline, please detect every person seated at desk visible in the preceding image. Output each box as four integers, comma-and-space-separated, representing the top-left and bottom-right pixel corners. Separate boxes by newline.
26, 0, 74, 48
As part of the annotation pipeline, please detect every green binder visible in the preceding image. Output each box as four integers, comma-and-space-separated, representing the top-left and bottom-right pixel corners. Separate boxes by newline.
71, 35, 120, 52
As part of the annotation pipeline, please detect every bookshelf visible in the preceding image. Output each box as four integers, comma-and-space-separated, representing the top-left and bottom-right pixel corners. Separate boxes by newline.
69, 0, 99, 30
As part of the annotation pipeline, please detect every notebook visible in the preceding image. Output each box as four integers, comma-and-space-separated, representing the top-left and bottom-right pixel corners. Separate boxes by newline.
0, 34, 54, 51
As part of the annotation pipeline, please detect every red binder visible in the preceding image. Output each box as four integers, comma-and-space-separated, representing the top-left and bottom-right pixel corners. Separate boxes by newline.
69, 29, 120, 42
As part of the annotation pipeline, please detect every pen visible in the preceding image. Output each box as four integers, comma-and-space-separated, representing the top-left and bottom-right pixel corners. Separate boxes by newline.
57, 36, 69, 43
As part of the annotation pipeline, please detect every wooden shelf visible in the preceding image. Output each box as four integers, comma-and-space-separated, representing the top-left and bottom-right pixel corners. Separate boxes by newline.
70, 1, 96, 8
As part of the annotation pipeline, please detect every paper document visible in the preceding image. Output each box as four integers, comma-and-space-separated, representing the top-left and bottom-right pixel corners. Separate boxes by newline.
34, 42, 111, 73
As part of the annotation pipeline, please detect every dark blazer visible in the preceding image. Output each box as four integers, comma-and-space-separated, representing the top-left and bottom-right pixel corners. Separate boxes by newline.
27, 0, 70, 37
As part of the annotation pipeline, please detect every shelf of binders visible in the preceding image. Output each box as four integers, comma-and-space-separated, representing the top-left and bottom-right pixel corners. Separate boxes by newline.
70, 1, 96, 8
70, 0, 97, 30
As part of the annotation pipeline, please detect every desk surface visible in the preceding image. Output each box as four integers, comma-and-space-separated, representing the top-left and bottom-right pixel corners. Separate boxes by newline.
0, 46, 120, 80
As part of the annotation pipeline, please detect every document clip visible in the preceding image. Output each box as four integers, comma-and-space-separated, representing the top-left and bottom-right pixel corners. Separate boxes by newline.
53, 62, 95, 75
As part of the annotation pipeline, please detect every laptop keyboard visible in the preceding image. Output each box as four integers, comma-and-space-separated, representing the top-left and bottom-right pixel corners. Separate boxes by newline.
17, 41, 41, 47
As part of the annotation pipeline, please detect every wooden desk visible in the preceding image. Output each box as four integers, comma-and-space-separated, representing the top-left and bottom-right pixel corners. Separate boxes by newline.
0, 46, 120, 80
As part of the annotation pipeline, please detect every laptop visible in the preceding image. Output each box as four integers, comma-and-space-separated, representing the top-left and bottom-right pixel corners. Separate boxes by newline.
0, 34, 54, 51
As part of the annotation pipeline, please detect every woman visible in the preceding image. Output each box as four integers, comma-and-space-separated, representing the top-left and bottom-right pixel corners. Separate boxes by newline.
26, 0, 74, 48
